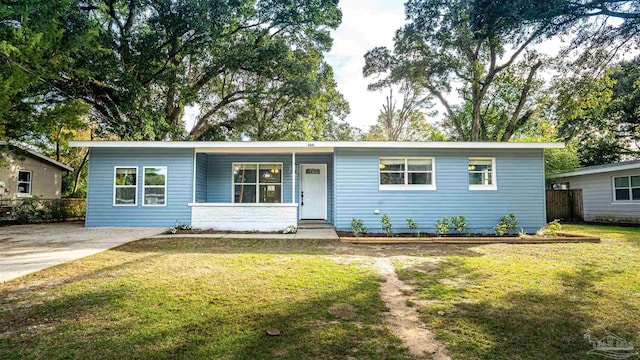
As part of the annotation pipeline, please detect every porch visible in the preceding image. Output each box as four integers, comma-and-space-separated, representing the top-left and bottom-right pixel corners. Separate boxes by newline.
189, 148, 334, 231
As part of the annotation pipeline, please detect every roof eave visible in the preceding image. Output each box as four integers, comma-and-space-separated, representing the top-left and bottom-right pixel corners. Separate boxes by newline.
550, 163, 640, 178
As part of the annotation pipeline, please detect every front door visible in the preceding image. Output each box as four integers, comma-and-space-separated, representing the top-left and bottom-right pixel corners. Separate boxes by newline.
300, 164, 327, 220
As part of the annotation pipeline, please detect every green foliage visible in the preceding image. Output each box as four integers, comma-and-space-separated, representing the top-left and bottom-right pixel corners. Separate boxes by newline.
494, 214, 518, 236
450, 216, 467, 234
351, 218, 367, 237
10, 198, 82, 224
434, 217, 451, 236
381, 213, 393, 237
538, 219, 563, 237
363, 0, 549, 142
406, 218, 419, 236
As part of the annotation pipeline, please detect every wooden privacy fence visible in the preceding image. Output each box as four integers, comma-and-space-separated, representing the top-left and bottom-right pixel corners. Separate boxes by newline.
546, 189, 583, 223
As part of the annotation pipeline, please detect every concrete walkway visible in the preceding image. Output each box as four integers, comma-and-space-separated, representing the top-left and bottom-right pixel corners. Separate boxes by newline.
0, 222, 163, 282
153, 227, 339, 240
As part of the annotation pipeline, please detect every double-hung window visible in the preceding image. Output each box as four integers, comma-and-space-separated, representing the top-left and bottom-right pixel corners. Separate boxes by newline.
613, 175, 640, 201
17, 170, 32, 196
114, 167, 137, 206
379, 158, 435, 190
233, 163, 282, 203
468, 158, 497, 190
143, 167, 167, 206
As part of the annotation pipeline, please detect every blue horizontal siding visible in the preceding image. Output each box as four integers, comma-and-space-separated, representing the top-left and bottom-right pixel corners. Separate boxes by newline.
195, 153, 207, 202
334, 148, 546, 233
86, 148, 193, 227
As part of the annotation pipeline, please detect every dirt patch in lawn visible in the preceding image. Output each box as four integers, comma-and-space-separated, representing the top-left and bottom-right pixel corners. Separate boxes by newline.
374, 257, 451, 360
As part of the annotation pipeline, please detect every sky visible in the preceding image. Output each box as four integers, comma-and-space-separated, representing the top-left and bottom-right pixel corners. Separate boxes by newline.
325, 0, 406, 131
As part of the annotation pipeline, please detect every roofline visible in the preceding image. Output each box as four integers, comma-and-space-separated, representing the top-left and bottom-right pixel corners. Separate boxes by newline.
69, 140, 564, 150
0, 141, 74, 172
550, 163, 640, 178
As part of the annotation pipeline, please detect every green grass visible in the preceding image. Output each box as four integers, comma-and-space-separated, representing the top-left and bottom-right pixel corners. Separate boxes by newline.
395, 224, 640, 359
0, 238, 409, 359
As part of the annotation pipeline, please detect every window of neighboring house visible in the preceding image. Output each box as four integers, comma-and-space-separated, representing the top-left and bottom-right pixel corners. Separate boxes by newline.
233, 163, 282, 203
143, 166, 167, 206
114, 167, 137, 206
613, 175, 640, 201
379, 158, 435, 190
17, 170, 32, 196
468, 158, 497, 190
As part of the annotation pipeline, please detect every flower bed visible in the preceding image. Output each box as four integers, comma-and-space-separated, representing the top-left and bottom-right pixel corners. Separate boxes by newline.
338, 232, 600, 244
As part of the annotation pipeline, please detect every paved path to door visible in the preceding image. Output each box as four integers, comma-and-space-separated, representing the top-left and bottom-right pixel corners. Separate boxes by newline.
0, 222, 163, 282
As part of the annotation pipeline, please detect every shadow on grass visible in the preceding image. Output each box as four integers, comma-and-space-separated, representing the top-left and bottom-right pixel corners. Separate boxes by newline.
411, 259, 634, 360
0, 259, 410, 359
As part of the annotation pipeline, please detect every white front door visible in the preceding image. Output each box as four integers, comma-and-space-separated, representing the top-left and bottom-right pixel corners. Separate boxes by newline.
300, 164, 327, 220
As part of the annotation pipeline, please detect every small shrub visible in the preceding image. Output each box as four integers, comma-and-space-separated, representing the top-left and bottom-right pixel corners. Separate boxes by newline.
177, 224, 192, 230
381, 213, 393, 237
494, 213, 518, 236
451, 215, 467, 234
281, 225, 297, 234
44, 199, 69, 222
537, 219, 562, 237
434, 216, 450, 236
166, 227, 178, 234
11, 197, 44, 224
406, 218, 420, 237
351, 218, 367, 237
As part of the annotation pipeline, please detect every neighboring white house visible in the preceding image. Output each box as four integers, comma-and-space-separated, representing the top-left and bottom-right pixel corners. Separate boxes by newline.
551, 160, 640, 224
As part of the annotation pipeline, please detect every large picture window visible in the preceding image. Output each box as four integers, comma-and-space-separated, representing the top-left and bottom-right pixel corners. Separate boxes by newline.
379, 158, 435, 190
17, 170, 32, 196
233, 163, 282, 203
613, 175, 640, 201
114, 167, 137, 206
143, 167, 167, 206
468, 158, 497, 190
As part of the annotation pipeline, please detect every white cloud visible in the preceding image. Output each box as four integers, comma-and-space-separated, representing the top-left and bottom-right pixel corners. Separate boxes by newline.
326, 0, 406, 131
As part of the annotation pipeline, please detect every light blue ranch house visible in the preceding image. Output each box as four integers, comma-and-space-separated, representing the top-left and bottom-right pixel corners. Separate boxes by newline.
69, 141, 563, 233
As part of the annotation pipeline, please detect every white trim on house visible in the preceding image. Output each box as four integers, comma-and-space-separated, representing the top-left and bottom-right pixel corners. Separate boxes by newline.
611, 174, 640, 203
378, 157, 437, 191
16, 169, 32, 197
113, 166, 138, 207
142, 166, 168, 207
550, 163, 640, 178
468, 157, 497, 191
70, 140, 564, 150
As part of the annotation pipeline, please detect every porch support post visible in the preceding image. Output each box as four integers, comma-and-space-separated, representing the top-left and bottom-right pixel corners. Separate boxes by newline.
291, 152, 296, 204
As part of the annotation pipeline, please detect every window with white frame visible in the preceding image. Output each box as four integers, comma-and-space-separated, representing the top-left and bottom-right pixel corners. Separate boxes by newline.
613, 175, 640, 201
468, 158, 496, 190
143, 167, 167, 206
379, 158, 435, 190
114, 167, 137, 206
233, 163, 282, 203
17, 170, 32, 195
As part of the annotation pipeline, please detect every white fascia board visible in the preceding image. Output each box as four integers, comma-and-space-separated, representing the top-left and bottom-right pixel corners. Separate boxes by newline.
550, 163, 640, 178
1, 141, 74, 171
69, 140, 564, 150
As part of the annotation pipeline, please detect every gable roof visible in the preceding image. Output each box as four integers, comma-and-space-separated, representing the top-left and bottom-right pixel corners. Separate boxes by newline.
0, 141, 74, 172
550, 160, 640, 178
69, 140, 564, 152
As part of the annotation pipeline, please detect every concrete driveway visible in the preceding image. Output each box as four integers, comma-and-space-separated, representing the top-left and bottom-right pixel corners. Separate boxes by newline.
0, 222, 163, 282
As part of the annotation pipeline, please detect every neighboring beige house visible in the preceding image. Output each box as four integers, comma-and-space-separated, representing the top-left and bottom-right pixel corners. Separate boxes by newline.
0, 141, 74, 204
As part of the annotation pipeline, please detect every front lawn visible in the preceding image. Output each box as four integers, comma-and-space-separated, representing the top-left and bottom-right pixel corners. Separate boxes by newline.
0, 238, 409, 359
395, 224, 640, 359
